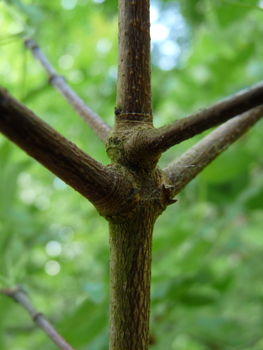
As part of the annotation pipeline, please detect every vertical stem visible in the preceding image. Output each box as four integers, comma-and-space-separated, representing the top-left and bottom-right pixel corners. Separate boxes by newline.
109, 207, 156, 350
116, 0, 152, 119
108, 2, 159, 349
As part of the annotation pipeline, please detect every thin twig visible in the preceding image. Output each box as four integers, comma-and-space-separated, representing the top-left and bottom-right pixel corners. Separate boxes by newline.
1, 285, 76, 350
24, 39, 111, 143
163, 105, 263, 195
138, 82, 263, 154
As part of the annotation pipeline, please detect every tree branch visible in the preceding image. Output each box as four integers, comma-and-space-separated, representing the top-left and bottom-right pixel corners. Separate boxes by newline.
106, 0, 156, 171
25, 39, 110, 143
1, 286, 76, 350
116, 0, 152, 123
163, 105, 263, 195
140, 82, 263, 154
0, 86, 116, 207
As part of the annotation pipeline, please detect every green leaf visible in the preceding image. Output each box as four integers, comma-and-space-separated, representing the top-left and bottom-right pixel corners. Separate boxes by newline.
57, 298, 108, 348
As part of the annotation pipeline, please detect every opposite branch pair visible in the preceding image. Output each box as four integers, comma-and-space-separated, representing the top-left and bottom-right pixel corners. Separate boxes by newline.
1, 29, 263, 350
1, 286, 75, 350
2, 37, 263, 208
27, 37, 263, 159
1, 84, 262, 210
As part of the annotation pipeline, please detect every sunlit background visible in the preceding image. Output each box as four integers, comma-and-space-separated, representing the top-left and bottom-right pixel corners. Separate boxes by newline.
1, 0, 263, 349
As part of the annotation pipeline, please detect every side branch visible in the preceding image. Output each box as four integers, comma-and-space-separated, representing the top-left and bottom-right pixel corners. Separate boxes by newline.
143, 82, 263, 154
25, 39, 110, 143
163, 105, 263, 195
0, 86, 114, 205
1, 286, 76, 350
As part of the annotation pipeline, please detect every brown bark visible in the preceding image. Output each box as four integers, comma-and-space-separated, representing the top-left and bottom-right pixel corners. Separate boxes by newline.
116, 0, 152, 120
106, 0, 156, 174
108, 3, 157, 346
136, 81, 263, 154
109, 209, 155, 349
163, 105, 263, 195
0, 86, 136, 216
108, 166, 175, 350
1, 1, 263, 350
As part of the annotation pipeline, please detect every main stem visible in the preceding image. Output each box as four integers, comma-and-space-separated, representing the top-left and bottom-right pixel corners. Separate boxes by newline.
108, 1, 155, 349
116, 0, 151, 117
109, 208, 155, 349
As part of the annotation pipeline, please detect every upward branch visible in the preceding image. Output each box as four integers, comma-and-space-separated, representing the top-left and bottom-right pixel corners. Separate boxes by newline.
116, 0, 152, 122
106, 0, 158, 170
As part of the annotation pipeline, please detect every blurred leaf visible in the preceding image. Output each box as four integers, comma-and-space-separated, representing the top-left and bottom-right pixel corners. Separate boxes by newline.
56, 298, 108, 348
179, 0, 206, 25
213, 0, 259, 27
5, 0, 45, 24
180, 291, 218, 306
82, 281, 105, 303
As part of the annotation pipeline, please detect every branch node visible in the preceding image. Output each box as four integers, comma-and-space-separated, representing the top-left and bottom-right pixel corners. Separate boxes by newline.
115, 112, 152, 122
114, 107, 122, 116
1, 284, 76, 350
33, 311, 43, 321
24, 38, 38, 50
49, 74, 66, 85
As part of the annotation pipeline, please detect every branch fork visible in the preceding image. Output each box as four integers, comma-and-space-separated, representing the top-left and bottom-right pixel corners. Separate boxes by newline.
1, 2, 263, 349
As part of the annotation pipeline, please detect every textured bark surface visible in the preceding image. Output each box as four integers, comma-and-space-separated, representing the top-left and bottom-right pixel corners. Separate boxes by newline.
108, 167, 174, 350
0, 87, 136, 216
109, 209, 155, 350
108, 3, 157, 346
140, 82, 263, 153
1, 1, 263, 349
117, 0, 152, 119
164, 105, 263, 195
0, 87, 112, 204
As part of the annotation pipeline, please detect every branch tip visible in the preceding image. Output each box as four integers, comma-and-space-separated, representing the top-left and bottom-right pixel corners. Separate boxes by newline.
24, 38, 38, 50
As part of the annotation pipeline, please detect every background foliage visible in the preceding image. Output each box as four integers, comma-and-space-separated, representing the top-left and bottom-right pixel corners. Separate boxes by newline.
1, 0, 263, 349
